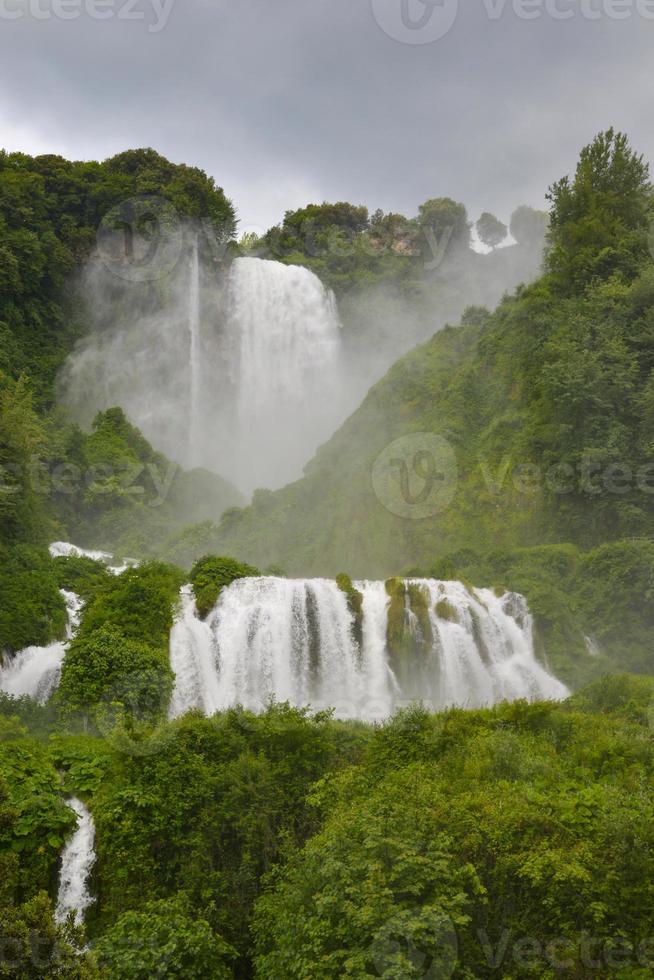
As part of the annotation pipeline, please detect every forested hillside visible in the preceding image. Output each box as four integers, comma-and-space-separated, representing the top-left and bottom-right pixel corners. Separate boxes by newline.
4, 132, 654, 979
0, 149, 243, 652
207, 130, 654, 682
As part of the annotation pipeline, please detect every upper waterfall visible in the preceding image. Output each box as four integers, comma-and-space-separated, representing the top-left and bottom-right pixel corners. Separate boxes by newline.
169, 577, 568, 721
222, 257, 342, 490
59, 251, 343, 492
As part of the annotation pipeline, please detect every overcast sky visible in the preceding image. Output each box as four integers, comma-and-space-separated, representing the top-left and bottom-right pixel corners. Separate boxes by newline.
1, 0, 653, 232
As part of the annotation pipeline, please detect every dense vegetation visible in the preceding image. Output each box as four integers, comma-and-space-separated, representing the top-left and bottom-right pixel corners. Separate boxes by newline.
4, 130, 654, 978
0, 148, 242, 650
4, 676, 654, 977
213, 132, 654, 574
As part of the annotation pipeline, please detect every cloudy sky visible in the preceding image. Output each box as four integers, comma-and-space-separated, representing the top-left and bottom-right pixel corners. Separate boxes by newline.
1, 0, 652, 232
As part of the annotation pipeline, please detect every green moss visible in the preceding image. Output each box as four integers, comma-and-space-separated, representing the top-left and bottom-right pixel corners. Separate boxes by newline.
190, 555, 259, 619
434, 598, 459, 624
407, 583, 433, 647
336, 573, 364, 649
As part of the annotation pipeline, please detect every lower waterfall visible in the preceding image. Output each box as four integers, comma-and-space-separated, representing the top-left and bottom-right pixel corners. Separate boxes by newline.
0, 590, 83, 704
169, 577, 568, 720
55, 797, 96, 925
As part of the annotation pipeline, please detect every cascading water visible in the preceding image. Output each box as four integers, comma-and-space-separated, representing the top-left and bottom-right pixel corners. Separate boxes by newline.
49, 540, 137, 575
59, 252, 343, 491
169, 577, 568, 721
55, 797, 96, 925
221, 257, 342, 489
188, 238, 201, 462
0, 590, 83, 703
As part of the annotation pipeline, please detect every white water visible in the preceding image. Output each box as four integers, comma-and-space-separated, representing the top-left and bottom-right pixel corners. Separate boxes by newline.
55, 797, 96, 925
222, 257, 342, 489
169, 577, 568, 721
49, 540, 137, 575
0, 590, 83, 703
397, 580, 569, 709
60, 253, 343, 492
188, 239, 201, 461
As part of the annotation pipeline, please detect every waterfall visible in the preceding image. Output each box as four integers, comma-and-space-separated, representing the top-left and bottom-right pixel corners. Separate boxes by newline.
169, 585, 223, 718
60, 252, 343, 492
188, 239, 201, 463
169, 577, 568, 721
55, 797, 96, 925
49, 540, 137, 575
0, 590, 83, 703
222, 257, 342, 490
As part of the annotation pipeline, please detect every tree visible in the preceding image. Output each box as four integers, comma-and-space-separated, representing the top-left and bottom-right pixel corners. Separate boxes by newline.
476, 212, 507, 249
509, 205, 548, 249
417, 197, 470, 263
546, 128, 653, 292
94, 897, 235, 979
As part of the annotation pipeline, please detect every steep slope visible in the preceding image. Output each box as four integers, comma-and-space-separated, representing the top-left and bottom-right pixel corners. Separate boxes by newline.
210, 130, 654, 577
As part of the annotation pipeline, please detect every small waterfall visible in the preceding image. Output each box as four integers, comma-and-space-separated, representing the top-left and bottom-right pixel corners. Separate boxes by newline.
49, 540, 137, 575
188, 239, 201, 463
169, 578, 568, 721
55, 797, 96, 925
0, 590, 83, 703
169, 586, 223, 719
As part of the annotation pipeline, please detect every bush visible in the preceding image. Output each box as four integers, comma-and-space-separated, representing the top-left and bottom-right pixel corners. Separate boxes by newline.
189, 555, 258, 619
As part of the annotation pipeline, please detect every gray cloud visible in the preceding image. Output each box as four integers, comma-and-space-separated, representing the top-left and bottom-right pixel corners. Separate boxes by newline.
1, 0, 653, 229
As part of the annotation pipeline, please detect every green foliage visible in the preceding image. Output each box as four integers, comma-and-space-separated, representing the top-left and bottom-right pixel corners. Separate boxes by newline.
190, 555, 259, 619
52, 554, 111, 600
210, 131, 654, 594
0, 776, 98, 977
0, 891, 99, 979
510, 205, 548, 250
95, 896, 235, 979
254, 773, 478, 979
0, 741, 76, 895
56, 625, 173, 723
335, 572, 363, 646
546, 128, 652, 293
77, 562, 182, 649
253, 692, 654, 977
476, 211, 507, 249
74, 706, 368, 968
51, 408, 244, 561
0, 148, 235, 405
56, 562, 181, 724
0, 544, 66, 652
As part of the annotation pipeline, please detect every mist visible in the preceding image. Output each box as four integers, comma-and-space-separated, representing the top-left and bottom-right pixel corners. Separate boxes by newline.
57, 215, 545, 498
